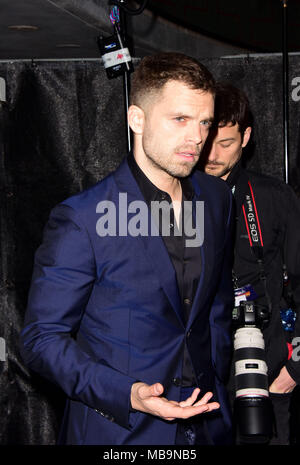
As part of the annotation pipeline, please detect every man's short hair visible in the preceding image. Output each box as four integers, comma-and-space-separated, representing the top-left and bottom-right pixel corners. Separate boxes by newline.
130, 52, 215, 108
214, 83, 253, 135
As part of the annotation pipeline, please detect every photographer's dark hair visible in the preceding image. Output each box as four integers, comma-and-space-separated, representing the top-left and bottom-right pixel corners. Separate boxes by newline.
214, 83, 253, 136
130, 52, 215, 108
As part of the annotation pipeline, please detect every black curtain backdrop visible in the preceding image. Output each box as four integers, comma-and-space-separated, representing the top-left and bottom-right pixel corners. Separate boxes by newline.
0, 55, 299, 444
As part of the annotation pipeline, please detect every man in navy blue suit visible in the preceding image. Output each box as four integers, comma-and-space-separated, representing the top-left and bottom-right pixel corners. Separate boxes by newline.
20, 53, 234, 445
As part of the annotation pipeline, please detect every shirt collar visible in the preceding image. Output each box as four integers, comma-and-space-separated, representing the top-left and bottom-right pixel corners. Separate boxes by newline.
225, 159, 243, 190
127, 152, 194, 204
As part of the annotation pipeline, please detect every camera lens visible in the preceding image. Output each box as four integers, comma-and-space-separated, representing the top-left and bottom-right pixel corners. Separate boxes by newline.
233, 327, 272, 442
234, 328, 268, 397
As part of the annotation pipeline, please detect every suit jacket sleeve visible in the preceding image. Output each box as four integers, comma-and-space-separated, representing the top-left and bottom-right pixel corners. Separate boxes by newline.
20, 203, 137, 429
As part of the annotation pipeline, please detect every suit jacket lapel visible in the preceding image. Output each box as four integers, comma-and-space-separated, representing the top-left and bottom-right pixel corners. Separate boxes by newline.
186, 174, 215, 330
113, 158, 184, 327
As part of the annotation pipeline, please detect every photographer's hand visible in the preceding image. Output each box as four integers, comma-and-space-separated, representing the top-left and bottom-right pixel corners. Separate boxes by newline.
269, 366, 296, 393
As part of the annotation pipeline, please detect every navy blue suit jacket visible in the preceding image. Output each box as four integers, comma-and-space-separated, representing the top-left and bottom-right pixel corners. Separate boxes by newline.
20, 158, 234, 445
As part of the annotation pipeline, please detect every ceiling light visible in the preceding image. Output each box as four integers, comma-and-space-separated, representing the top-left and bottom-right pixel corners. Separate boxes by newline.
56, 44, 81, 48
8, 25, 39, 31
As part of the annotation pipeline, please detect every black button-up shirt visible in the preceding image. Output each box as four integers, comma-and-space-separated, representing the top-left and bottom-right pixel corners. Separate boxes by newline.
128, 153, 202, 386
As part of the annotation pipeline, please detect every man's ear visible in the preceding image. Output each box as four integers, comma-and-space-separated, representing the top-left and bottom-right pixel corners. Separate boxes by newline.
242, 126, 252, 148
128, 105, 145, 135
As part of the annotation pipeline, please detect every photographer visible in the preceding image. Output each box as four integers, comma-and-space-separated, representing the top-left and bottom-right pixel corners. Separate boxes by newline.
201, 83, 300, 444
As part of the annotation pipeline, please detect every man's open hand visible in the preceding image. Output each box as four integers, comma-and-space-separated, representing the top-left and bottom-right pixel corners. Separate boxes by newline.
131, 382, 220, 421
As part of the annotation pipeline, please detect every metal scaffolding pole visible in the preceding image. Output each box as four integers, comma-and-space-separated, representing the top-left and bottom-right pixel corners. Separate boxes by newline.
118, 6, 131, 152
282, 0, 289, 184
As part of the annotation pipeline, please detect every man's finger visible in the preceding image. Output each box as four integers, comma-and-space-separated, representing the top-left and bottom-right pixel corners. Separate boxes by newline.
179, 388, 201, 407
138, 382, 164, 400
193, 399, 220, 411
167, 403, 213, 419
158, 395, 220, 419
193, 391, 213, 405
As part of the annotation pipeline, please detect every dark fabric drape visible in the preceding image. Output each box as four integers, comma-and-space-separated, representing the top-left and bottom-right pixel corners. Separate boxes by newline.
0, 55, 299, 444
0, 60, 128, 445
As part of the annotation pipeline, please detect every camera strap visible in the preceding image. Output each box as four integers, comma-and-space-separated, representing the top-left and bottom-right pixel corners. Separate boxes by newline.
232, 174, 295, 350
241, 181, 263, 250
240, 181, 272, 314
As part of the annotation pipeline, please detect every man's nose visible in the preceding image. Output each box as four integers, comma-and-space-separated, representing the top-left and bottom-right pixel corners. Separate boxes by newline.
186, 122, 203, 145
207, 143, 217, 161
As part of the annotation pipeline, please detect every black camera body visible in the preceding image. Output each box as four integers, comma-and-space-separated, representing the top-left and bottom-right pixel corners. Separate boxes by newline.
232, 300, 273, 443
232, 300, 270, 329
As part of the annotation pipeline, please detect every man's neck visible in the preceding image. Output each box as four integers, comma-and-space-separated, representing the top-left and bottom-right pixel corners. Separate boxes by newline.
133, 150, 182, 202
225, 160, 243, 188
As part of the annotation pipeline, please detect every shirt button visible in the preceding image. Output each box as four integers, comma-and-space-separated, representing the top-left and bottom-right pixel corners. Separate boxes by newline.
172, 377, 182, 387
184, 298, 192, 305
95, 409, 115, 422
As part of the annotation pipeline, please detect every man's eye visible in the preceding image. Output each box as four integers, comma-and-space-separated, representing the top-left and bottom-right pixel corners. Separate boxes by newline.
220, 143, 232, 148
175, 117, 185, 122
201, 120, 212, 127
